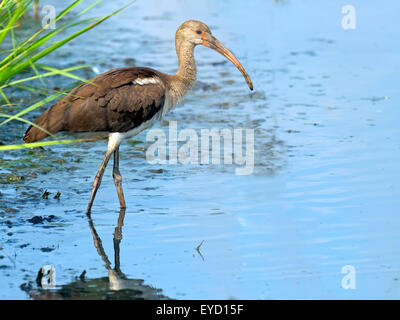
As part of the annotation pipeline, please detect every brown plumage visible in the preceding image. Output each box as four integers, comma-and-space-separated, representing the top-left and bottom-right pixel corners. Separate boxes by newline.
23, 67, 165, 143
22, 20, 253, 213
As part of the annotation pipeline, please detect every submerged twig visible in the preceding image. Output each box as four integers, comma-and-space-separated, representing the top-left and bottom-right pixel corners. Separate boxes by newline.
196, 240, 204, 251
0, 247, 16, 267
195, 240, 205, 261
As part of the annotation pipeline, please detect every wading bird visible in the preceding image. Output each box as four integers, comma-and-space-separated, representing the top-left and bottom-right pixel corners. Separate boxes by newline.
23, 20, 253, 213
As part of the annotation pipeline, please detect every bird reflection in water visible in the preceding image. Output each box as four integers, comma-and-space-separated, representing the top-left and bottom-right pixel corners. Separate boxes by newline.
21, 209, 169, 300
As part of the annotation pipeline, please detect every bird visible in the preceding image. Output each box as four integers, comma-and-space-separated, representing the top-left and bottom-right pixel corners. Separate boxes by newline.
23, 20, 253, 213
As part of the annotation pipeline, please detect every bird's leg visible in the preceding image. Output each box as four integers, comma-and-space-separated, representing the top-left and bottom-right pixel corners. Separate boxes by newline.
113, 146, 126, 209
85, 211, 112, 271
113, 208, 126, 277
33, 0, 39, 22
86, 150, 113, 213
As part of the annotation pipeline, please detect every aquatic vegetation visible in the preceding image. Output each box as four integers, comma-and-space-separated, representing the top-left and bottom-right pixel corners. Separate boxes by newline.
0, 0, 134, 151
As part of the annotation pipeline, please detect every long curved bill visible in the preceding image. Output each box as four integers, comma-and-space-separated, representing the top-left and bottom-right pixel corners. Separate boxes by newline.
202, 35, 253, 91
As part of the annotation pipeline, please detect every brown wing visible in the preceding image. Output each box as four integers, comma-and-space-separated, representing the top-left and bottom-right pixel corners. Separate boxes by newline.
23, 67, 166, 143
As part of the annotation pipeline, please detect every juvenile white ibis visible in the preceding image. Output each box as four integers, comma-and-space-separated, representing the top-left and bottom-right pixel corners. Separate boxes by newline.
23, 20, 253, 213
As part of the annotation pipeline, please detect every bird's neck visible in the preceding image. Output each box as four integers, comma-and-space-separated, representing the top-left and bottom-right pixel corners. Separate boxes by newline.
167, 42, 197, 107
176, 42, 197, 83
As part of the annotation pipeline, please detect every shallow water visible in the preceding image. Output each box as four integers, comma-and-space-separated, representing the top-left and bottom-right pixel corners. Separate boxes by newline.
1, 0, 400, 299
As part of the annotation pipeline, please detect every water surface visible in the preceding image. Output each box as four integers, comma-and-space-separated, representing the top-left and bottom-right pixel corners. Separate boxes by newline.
1, 0, 400, 299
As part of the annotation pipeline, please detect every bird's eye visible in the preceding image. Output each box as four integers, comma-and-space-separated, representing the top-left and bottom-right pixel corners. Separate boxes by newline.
196, 30, 202, 35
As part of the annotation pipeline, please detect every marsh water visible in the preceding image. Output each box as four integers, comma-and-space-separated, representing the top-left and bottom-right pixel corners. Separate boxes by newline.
1, 0, 400, 299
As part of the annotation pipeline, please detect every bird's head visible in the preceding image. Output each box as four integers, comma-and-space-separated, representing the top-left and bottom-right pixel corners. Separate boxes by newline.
176, 20, 253, 91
